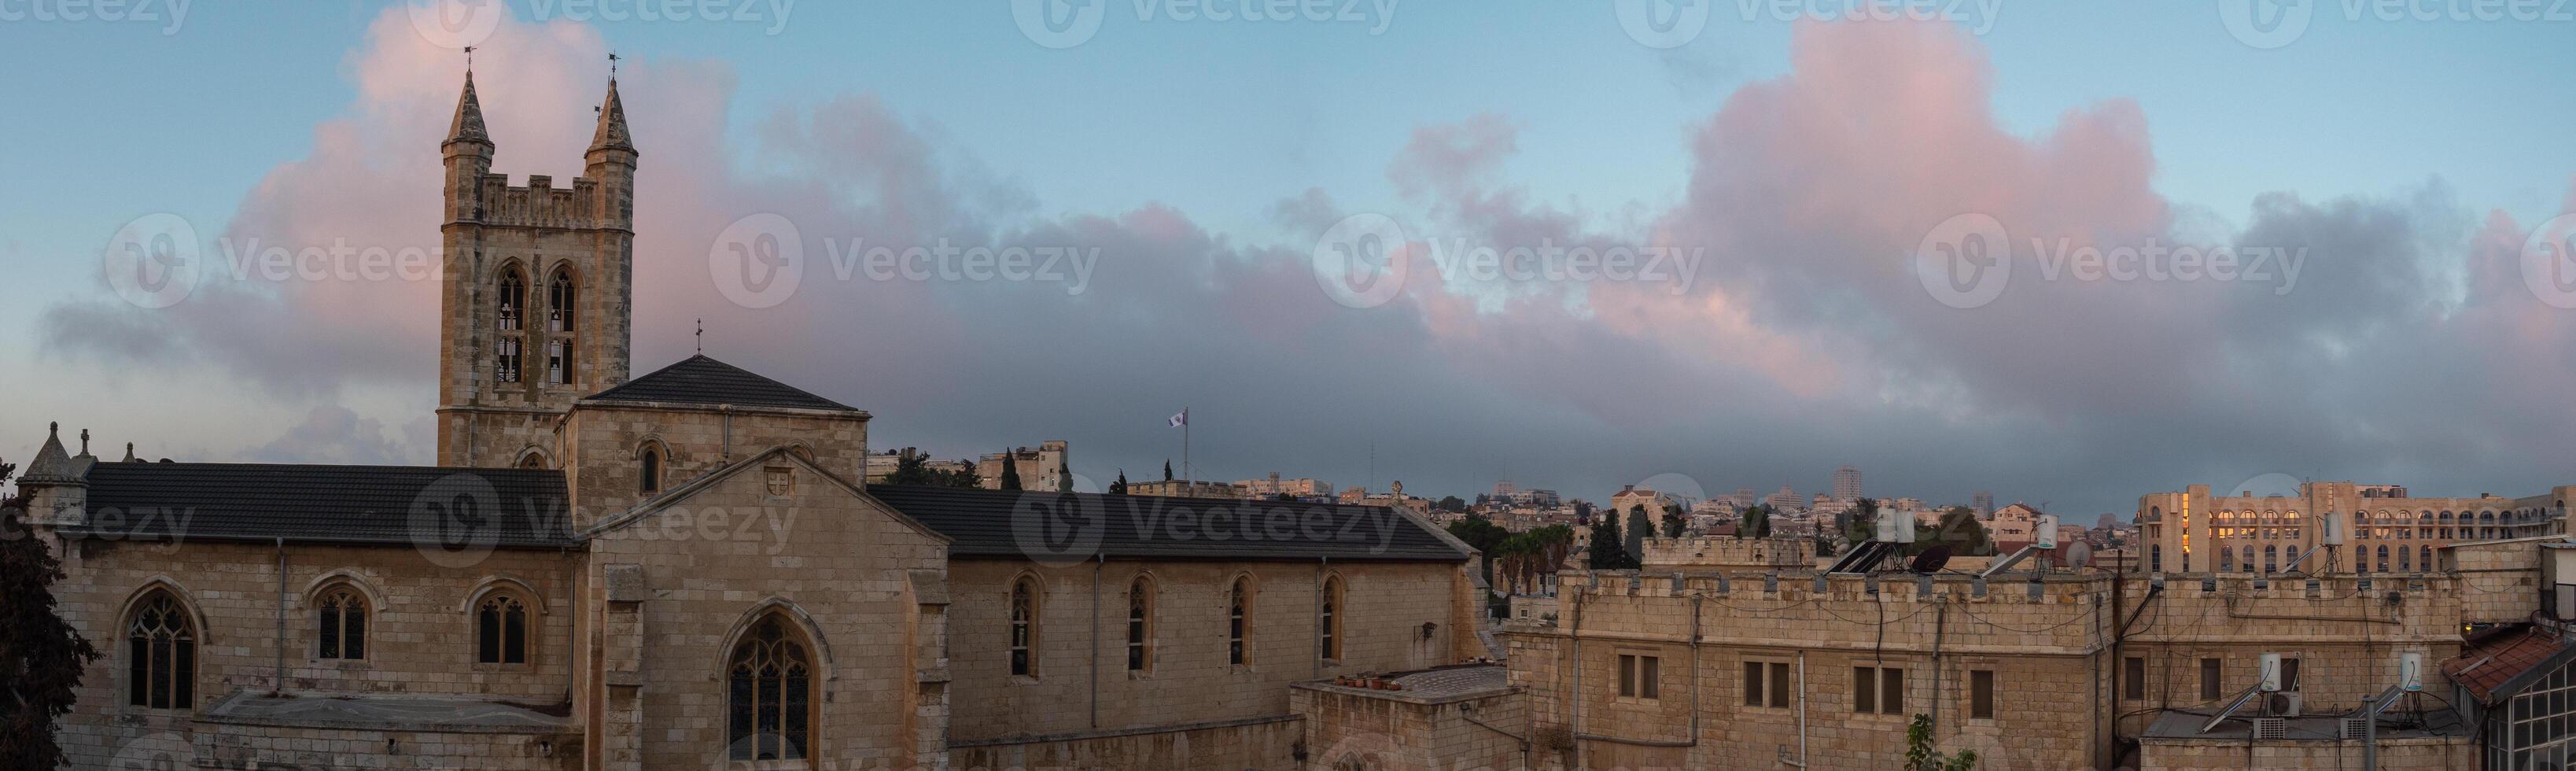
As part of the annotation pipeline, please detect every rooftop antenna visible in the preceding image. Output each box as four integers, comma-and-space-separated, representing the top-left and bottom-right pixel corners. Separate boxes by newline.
695, 318, 703, 355
463, 46, 474, 74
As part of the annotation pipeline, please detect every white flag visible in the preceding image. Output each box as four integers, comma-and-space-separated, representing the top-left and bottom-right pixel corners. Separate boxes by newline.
1168, 409, 1188, 427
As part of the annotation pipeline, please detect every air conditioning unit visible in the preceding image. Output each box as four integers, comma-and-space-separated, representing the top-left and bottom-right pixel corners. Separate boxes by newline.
2253, 717, 2287, 740
2265, 692, 2304, 718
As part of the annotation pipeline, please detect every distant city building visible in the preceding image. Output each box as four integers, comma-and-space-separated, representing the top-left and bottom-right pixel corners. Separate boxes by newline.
1126, 479, 1247, 499
865, 446, 974, 481
1765, 484, 1802, 511
2134, 480, 2570, 574
1234, 472, 1333, 499
1973, 490, 1994, 515
975, 441, 1069, 491
1833, 464, 1862, 501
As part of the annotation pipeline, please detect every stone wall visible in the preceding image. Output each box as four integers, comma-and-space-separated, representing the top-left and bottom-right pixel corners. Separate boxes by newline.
2139, 734, 2472, 769
564, 402, 869, 526
1289, 675, 1527, 771
2115, 573, 2464, 738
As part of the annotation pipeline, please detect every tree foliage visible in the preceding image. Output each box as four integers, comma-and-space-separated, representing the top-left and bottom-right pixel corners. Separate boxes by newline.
0, 459, 100, 770
1739, 504, 1774, 538
1906, 714, 1979, 771
1659, 504, 1686, 538
1107, 470, 1128, 495
882, 453, 983, 489
1436, 495, 1468, 513
1623, 505, 1649, 562
999, 452, 1023, 491
1588, 514, 1640, 570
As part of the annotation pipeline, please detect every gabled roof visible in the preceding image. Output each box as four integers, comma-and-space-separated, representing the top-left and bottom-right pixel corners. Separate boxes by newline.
69, 462, 573, 548
863, 484, 1472, 563
583, 355, 857, 412
2445, 625, 2576, 703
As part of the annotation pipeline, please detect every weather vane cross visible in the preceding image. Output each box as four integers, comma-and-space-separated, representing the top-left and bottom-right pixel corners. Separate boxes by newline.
463, 46, 474, 72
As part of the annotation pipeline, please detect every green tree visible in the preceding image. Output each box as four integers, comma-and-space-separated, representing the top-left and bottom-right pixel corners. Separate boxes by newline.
1163, 460, 1174, 481
1740, 504, 1774, 538
1437, 495, 1468, 513
0, 459, 100, 769
1905, 714, 1978, 771
1925, 506, 1995, 556
1623, 506, 1649, 561
941, 462, 982, 489
1846, 498, 1882, 545
1107, 470, 1129, 496
1448, 515, 1512, 587
1057, 456, 1072, 492
1659, 504, 1686, 538
883, 452, 934, 485
1588, 514, 1640, 570
999, 452, 1023, 491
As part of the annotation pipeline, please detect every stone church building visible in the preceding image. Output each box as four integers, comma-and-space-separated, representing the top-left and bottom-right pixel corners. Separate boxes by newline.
16, 72, 1482, 770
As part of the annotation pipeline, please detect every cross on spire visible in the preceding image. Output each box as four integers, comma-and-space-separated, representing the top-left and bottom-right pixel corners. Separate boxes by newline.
695, 318, 703, 354
463, 46, 474, 73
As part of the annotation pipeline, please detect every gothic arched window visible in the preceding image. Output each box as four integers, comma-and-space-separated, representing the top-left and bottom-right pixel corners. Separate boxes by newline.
1126, 576, 1153, 673
639, 445, 663, 495
495, 265, 526, 383
127, 591, 195, 710
545, 268, 577, 385
1229, 576, 1253, 666
1320, 575, 1344, 662
727, 617, 813, 762
315, 585, 368, 660
1010, 577, 1040, 677
476, 593, 529, 665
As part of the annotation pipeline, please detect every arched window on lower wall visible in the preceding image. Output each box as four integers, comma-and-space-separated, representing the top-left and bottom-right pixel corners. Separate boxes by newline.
127, 590, 195, 710
727, 615, 814, 762
477, 593, 529, 664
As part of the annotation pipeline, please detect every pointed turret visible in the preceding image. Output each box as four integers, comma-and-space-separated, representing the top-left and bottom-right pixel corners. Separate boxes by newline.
21, 422, 73, 482
447, 72, 490, 146
588, 78, 633, 153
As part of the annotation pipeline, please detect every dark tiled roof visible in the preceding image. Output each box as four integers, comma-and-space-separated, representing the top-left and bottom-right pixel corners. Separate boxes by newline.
584, 355, 856, 412
72, 463, 573, 548
863, 485, 1471, 563
2445, 626, 2576, 703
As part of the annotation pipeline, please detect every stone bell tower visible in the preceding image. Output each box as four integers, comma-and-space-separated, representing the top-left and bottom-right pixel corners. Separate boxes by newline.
434, 69, 638, 468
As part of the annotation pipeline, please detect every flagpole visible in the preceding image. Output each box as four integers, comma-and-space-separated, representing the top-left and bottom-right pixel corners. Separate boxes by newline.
1182, 407, 1191, 489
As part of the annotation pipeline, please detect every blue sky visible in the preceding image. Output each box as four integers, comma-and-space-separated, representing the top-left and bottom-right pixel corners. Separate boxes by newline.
5, 2, 2574, 514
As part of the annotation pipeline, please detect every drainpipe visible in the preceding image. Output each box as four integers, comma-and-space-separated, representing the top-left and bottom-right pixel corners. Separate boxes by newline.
1313, 556, 1328, 680
1090, 552, 1103, 730
1785, 651, 1809, 768
272, 537, 287, 695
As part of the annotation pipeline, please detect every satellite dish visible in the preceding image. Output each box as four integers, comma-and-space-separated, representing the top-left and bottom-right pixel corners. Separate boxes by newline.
1910, 545, 1954, 574
2065, 541, 2094, 570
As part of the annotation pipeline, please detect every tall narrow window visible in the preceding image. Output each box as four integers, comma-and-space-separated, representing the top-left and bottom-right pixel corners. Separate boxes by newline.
1970, 670, 1996, 719
2200, 658, 2223, 700
546, 269, 576, 385
1767, 662, 1790, 707
1010, 577, 1039, 677
1853, 666, 1876, 714
477, 594, 529, 665
1618, 655, 1660, 699
1229, 577, 1251, 666
2280, 658, 2301, 691
727, 617, 812, 762
1743, 662, 1766, 706
2124, 657, 2146, 701
1126, 577, 1152, 673
639, 446, 662, 494
1320, 576, 1343, 661
127, 591, 195, 710
495, 267, 525, 383
315, 586, 367, 660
